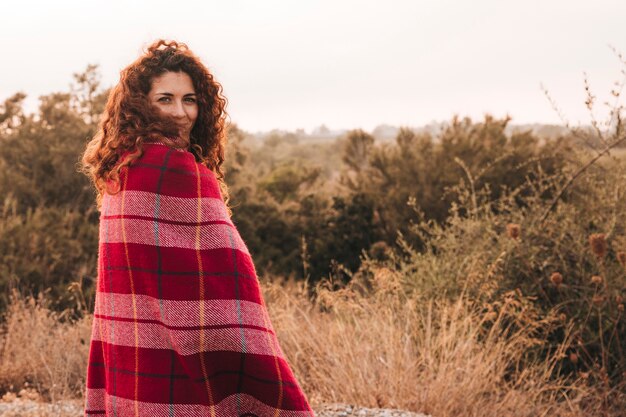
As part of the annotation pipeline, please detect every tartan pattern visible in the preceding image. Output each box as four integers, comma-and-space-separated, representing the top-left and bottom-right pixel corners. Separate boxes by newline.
84, 143, 315, 417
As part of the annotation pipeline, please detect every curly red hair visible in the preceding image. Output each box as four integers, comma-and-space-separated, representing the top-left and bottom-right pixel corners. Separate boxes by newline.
81, 39, 229, 212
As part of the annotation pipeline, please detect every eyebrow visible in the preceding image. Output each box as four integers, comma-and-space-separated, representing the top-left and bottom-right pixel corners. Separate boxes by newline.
154, 92, 197, 96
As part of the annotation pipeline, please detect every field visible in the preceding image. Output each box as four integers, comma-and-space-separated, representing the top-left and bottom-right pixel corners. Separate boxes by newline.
1, 67, 626, 416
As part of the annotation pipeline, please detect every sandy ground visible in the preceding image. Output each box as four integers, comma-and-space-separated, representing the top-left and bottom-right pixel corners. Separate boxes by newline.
0, 392, 431, 417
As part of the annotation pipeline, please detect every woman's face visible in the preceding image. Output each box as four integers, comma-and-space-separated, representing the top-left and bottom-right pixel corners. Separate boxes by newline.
148, 71, 198, 141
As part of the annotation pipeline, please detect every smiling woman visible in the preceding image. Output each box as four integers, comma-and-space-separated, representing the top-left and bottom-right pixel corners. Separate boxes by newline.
80, 40, 315, 417
148, 71, 199, 143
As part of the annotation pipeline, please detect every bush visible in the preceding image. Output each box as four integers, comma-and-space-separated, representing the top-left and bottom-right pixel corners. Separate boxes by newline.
0, 198, 98, 314
356, 145, 626, 401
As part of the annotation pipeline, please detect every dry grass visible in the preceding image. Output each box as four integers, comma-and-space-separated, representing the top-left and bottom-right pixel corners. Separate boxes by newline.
0, 271, 619, 416
0, 290, 92, 402
262, 271, 611, 417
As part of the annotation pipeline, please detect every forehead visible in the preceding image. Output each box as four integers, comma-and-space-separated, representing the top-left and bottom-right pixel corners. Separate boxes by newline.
149, 71, 195, 93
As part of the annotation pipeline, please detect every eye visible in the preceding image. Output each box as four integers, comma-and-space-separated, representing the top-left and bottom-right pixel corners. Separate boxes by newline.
157, 96, 171, 103
184, 97, 197, 103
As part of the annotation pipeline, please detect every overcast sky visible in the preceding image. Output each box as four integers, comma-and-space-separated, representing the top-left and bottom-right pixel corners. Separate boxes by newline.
1, 0, 625, 133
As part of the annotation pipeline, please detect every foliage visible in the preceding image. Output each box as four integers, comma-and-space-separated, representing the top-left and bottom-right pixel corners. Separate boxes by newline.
0, 198, 98, 313
0, 65, 103, 315
340, 116, 574, 247
0, 62, 587, 308
353, 147, 626, 396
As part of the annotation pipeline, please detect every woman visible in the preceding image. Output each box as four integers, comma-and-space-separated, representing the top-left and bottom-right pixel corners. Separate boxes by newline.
81, 40, 315, 417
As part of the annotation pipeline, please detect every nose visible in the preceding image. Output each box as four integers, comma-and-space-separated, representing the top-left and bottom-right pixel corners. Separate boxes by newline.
171, 100, 186, 119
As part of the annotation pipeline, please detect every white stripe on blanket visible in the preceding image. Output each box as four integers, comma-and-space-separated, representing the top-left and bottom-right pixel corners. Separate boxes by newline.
94, 292, 273, 332
99, 218, 250, 254
102, 191, 232, 225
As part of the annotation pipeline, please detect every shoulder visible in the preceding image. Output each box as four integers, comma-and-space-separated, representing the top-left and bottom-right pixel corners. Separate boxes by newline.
137, 141, 191, 164
121, 143, 221, 199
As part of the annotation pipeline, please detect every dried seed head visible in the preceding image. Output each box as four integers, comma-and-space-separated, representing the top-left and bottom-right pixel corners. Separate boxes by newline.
617, 251, 626, 268
592, 295, 605, 306
589, 233, 608, 259
618, 304, 625, 312
616, 295, 624, 304
506, 223, 521, 240
569, 352, 579, 364
550, 272, 563, 287
559, 313, 567, 322
591, 275, 603, 285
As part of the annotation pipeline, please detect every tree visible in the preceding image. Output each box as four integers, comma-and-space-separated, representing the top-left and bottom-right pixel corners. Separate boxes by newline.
70, 64, 109, 126
0, 92, 27, 135
341, 115, 573, 246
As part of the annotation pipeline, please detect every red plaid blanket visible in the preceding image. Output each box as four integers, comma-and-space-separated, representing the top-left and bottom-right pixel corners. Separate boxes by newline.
84, 143, 315, 416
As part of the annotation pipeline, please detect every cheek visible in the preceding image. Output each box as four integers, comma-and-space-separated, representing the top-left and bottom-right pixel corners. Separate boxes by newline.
153, 103, 169, 114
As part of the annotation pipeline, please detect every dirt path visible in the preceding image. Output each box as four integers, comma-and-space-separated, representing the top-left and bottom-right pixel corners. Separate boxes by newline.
0, 397, 431, 417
